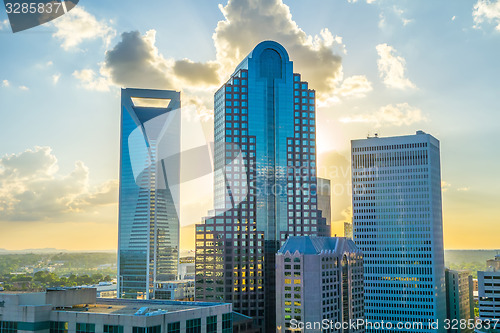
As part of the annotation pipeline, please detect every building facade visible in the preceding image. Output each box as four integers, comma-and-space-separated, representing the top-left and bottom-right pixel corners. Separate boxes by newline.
275, 237, 364, 333
317, 178, 332, 237
0, 288, 232, 333
343, 222, 353, 240
154, 280, 195, 301
477, 255, 500, 333
445, 269, 474, 333
351, 131, 446, 332
195, 41, 327, 332
118, 89, 181, 299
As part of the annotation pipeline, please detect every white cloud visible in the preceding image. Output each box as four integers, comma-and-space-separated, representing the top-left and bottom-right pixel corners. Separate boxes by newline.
1, 80, 9, 87
19, 85, 29, 91
52, 73, 61, 84
457, 187, 471, 192
340, 103, 426, 127
376, 43, 416, 90
52, 7, 116, 51
0, 147, 117, 222
73, 68, 112, 92
473, 0, 500, 31
393, 7, 412, 26
337, 75, 373, 98
442, 181, 451, 192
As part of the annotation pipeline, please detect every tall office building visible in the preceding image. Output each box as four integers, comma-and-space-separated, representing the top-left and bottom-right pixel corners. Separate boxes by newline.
317, 178, 332, 237
276, 236, 364, 333
118, 88, 181, 299
445, 269, 474, 333
477, 255, 500, 332
195, 41, 326, 332
351, 131, 446, 332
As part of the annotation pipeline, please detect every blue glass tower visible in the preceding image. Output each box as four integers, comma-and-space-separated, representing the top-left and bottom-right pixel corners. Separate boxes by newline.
352, 131, 446, 332
195, 41, 328, 332
118, 88, 181, 299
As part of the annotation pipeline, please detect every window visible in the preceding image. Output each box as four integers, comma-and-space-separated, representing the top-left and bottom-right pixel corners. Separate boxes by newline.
132, 327, 160, 333
104, 326, 123, 333
186, 319, 201, 333
222, 313, 232, 333
206, 315, 217, 333
76, 323, 95, 333
167, 322, 180, 333
50, 322, 68, 333
0, 321, 17, 333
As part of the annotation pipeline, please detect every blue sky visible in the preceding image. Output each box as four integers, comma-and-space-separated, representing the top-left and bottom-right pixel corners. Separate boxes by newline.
0, 0, 499, 250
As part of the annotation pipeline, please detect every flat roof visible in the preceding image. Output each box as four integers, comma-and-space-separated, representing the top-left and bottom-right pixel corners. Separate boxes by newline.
53, 298, 227, 316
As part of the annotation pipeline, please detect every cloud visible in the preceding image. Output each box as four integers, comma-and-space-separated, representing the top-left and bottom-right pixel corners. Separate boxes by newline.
340, 103, 426, 127
19, 85, 29, 91
0, 19, 9, 30
336, 75, 373, 98
213, 0, 344, 99
442, 181, 451, 192
457, 187, 471, 192
52, 7, 116, 51
393, 7, 412, 26
73, 69, 112, 92
173, 59, 220, 86
0, 147, 117, 222
76, 0, 354, 109
376, 43, 416, 89
473, 0, 500, 31
52, 73, 61, 84
1, 80, 9, 87
100, 30, 175, 89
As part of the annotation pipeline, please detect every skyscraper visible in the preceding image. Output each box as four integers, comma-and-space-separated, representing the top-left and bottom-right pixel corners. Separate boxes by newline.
317, 178, 332, 237
118, 88, 181, 299
195, 41, 326, 332
276, 236, 364, 333
351, 131, 446, 332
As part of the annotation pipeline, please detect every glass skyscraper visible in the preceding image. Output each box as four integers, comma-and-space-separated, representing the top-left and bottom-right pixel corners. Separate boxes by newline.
118, 88, 181, 299
351, 131, 446, 332
195, 41, 327, 332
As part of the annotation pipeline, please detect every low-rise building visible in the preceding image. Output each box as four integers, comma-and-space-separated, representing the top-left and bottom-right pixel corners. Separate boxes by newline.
0, 287, 233, 333
154, 280, 195, 301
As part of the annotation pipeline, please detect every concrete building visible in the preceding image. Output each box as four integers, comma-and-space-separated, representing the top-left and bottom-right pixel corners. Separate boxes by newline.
445, 269, 474, 333
195, 41, 328, 332
477, 255, 500, 332
317, 178, 332, 237
178, 261, 195, 280
276, 236, 364, 333
0, 288, 232, 333
154, 280, 194, 301
118, 89, 181, 299
351, 131, 446, 332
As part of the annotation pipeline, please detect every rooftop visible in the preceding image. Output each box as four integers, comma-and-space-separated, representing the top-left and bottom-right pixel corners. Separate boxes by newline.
56, 299, 211, 315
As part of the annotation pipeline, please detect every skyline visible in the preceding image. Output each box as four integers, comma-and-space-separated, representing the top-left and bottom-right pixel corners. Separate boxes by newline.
1, 0, 500, 251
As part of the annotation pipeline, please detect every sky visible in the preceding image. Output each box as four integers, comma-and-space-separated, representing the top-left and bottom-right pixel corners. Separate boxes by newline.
0, 0, 499, 251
